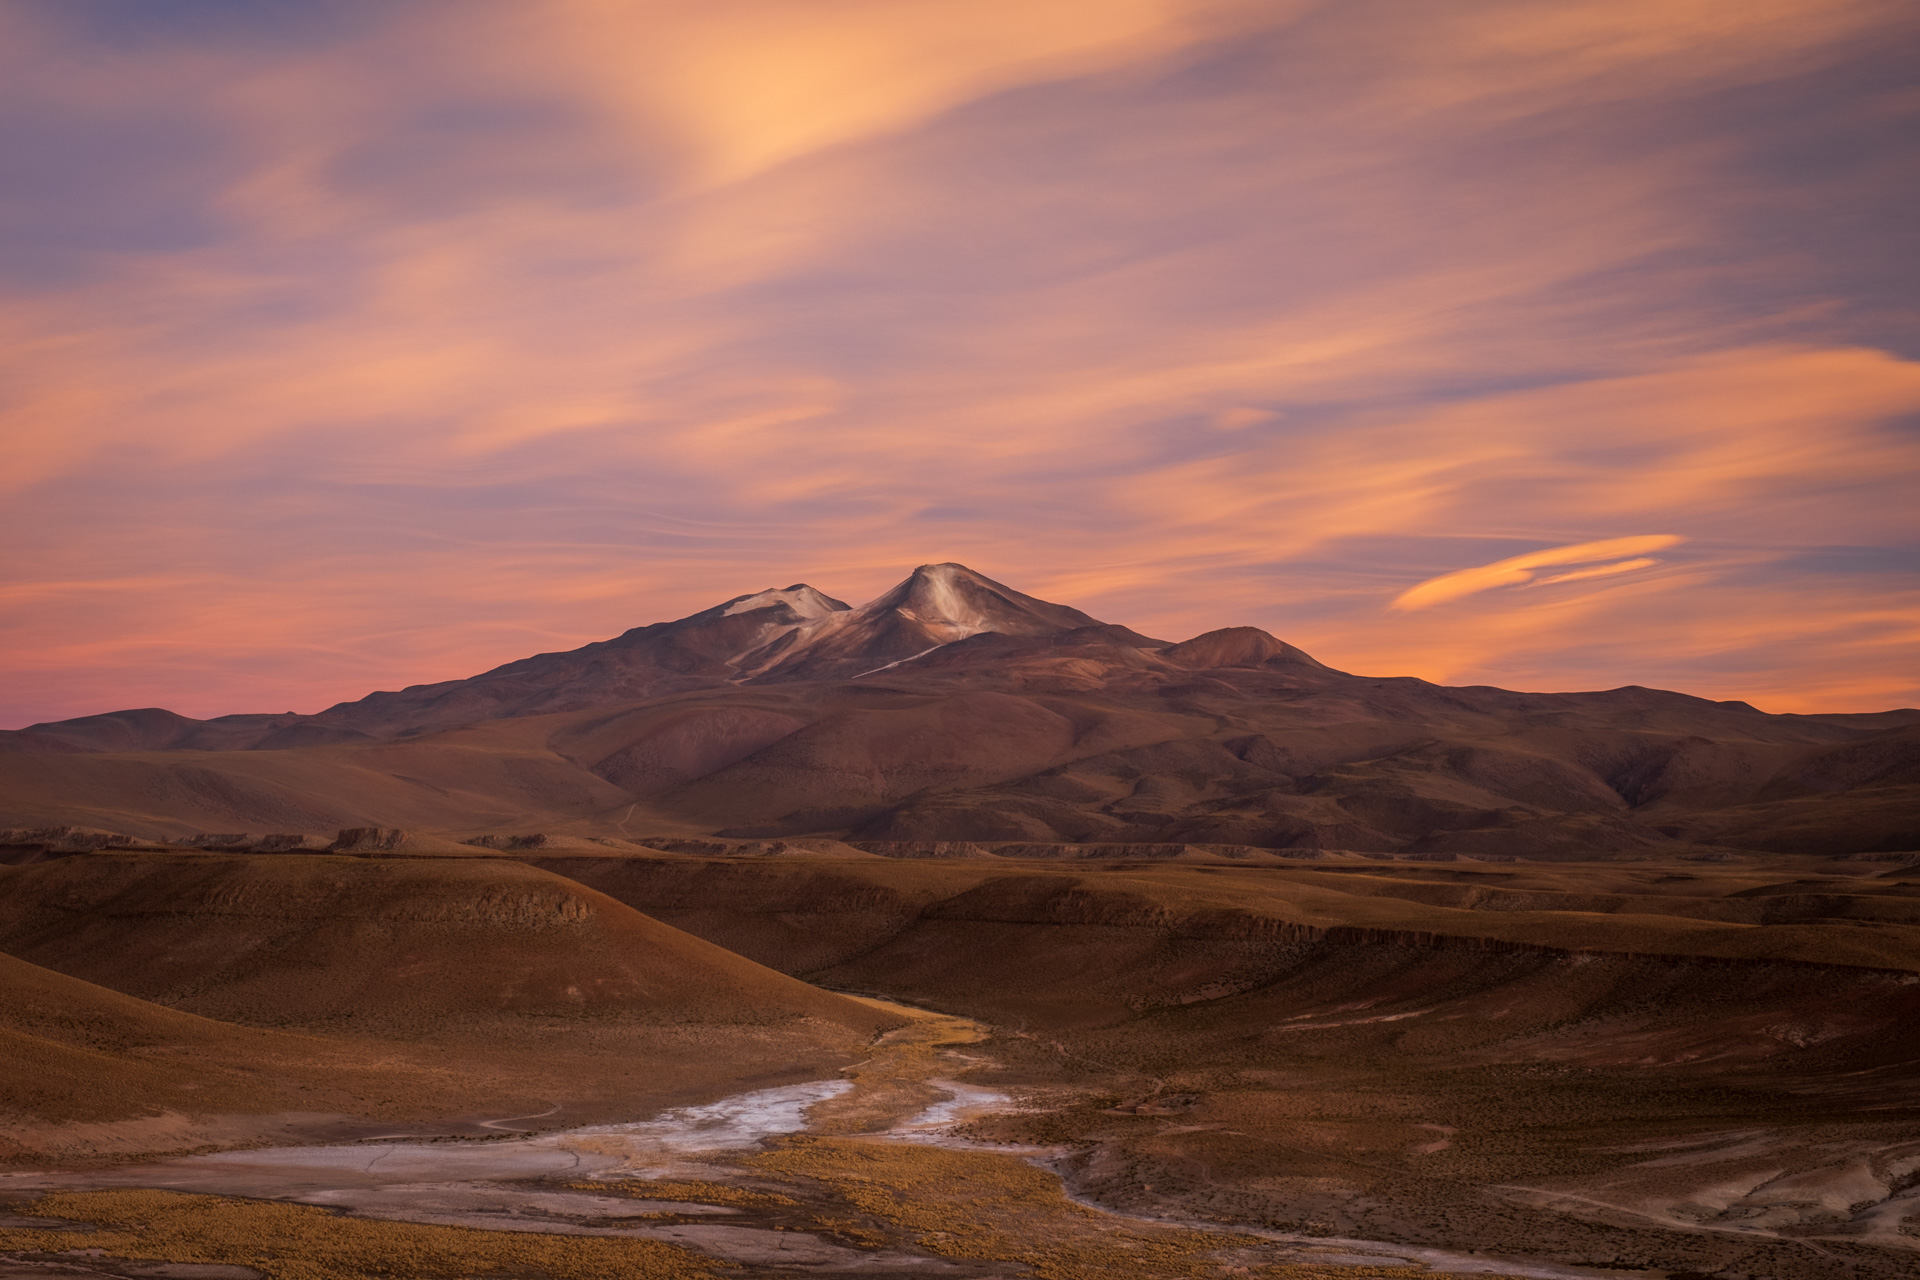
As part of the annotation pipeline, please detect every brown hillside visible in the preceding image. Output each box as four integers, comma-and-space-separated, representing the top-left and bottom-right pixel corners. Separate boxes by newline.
530, 853, 1920, 990
0, 718, 634, 840
0, 853, 905, 1163
1161, 626, 1323, 669
0, 853, 897, 1041
0, 950, 331, 1131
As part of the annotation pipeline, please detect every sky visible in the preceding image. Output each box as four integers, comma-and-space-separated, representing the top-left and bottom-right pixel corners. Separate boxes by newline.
3, 0, 1918, 726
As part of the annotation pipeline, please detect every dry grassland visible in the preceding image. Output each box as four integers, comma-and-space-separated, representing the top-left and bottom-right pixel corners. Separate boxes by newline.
747, 1136, 1441, 1279
566, 1178, 796, 1208
803, 996, 989, 1136
0, 1188, 712, 1279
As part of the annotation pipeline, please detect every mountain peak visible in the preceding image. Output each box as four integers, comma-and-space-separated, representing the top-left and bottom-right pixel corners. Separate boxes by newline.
1162, 626, 1324, 670
739, 562, 1121, 681
860, 563, 1103, 637
716, 584, 849, 620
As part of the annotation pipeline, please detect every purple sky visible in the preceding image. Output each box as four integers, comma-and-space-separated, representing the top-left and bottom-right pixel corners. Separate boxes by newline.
3, 0, 1918, 724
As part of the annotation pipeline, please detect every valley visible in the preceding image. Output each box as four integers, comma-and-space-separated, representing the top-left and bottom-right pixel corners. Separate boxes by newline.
3, 845, 1917, 1278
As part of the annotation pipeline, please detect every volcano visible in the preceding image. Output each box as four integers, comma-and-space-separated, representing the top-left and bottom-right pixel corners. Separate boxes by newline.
1, 561, 1915, 860
734, 562, 1166, 681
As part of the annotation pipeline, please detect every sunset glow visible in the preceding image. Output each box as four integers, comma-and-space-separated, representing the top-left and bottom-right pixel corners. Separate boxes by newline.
3, 0, 1918, 722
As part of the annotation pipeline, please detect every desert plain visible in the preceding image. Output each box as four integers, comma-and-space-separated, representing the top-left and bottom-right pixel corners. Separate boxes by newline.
2, 565, 1917, 1280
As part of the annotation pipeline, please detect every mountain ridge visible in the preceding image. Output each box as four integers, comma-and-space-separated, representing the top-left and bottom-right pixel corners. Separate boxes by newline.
2, 562, 1916, 861
1, 563, 1175, 750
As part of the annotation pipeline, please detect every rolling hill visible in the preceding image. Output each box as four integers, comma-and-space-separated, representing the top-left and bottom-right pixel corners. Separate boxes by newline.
0, 853, 902, 1163
0, 853, 897, 1039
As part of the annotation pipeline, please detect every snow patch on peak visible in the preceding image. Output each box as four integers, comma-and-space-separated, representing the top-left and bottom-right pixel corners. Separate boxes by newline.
896, 564, 987, 633
733, 561, 1132, 681
721, 585, 846, 619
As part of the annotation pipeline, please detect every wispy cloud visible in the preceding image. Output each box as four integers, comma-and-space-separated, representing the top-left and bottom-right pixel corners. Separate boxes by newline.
1, 0, 1917, 722
1392, 536, 1682, 610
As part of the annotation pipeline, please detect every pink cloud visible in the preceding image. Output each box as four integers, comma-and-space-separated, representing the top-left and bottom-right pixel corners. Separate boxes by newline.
1, 0, 1916, 722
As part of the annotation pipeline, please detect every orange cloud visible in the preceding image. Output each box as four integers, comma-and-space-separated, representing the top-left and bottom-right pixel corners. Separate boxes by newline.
543, 0, 1250, 186
1, 0, 1917, 723
1391, 536, 1683, 610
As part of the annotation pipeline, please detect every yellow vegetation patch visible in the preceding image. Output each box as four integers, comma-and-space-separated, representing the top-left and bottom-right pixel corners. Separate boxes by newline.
565, 1177, 796, 1207
748, 1136, 1431, 1279
0, 1188, 712, 1280
807, 1000, 990, 1135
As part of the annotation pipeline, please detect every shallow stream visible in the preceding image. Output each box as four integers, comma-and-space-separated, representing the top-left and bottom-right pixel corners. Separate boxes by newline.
0, 1002, 1644, 1279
